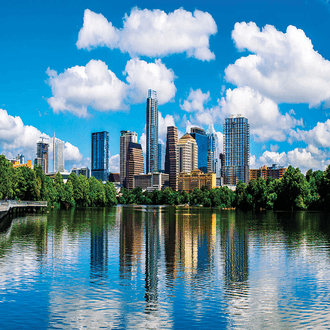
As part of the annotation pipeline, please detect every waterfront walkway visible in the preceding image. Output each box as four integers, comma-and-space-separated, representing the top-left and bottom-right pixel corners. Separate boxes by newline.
0, 200, 47, 220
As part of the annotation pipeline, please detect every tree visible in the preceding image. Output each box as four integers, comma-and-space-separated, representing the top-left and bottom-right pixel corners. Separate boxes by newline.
104, 182, 117, 206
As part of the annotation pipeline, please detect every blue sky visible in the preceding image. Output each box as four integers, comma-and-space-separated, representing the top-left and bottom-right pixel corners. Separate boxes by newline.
1, 0, 330, 173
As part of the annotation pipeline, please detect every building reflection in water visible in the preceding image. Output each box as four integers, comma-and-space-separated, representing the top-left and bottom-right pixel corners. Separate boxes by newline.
221, 211, 248, 284
119, 206, 144, 280
90, 208, 108, 279
144, 209, 161, 309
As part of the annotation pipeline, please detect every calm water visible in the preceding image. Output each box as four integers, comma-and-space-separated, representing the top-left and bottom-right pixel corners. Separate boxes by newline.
0, 206, 330, 329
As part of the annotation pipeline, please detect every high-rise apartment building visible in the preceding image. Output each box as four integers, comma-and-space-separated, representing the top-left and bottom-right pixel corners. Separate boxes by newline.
223, 115, 249, 185
146, 89, 158, 174
120, 130, 138, 186
177, 133, 198, 174
206, 125, 219, 175
190, 127, 208, 173
53, 134, 65, 173
35, 139, 49, 174
91, 131, 109, 182
165, 126, 178, 190
126, 142, 144, 189
157, 143, 165, 172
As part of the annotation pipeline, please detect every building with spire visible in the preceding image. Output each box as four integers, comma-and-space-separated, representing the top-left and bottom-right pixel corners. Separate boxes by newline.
146, 89, 158, 174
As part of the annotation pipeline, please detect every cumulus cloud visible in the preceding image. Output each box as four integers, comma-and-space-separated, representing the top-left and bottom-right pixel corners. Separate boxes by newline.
158, 111, 175, 142
0, 109, 83, 171
46, 60, 127, 117
219, 87, 303, 141
289, 119, 330, 148
256, 148, 329, 173
139, 131, 146, 155
124, 58, 176, 105
47, 58, 176, 116
109, 154, 120, 173
180, 89, 210, 112
77, 8, 217, 61
225, 22, 330, 107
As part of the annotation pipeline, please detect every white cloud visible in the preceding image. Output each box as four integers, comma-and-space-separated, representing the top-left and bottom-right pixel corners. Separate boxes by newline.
124, 58, 176, 105
139, 131, 146, 155
225, 22, 330, 107
64, 142, 83, 163
289, 119, 330, 148
256, 148, 329, 173
219, 87, 303, 141
180, 89, 210, 112
158, 111, 175, 142
46, 60, 127, 117
0, 109, 83, 171
77, 8, 217, 61
109, 154, 120, 173
47, 58, 176, 116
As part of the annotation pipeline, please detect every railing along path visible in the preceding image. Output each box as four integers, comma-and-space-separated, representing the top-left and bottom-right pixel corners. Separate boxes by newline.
0, 200, 47, 212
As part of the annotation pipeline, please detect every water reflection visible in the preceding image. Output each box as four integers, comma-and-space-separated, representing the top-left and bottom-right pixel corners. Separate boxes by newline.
1, 207, 330, 329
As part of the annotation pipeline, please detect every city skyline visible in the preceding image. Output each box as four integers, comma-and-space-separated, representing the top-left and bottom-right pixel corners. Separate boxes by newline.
1, 0, 330, 174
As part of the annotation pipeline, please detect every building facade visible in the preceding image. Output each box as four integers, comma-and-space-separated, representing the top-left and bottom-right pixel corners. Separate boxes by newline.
177, 133, 198, 174
206, 125, 219, 175
91, 131, 109, 182
120, 130, 138, 186
35, 139, 49, 174
249, 164, 287, 181
178, 169, 216, 192
133, 172, 169, 191
223, 115, 250, 185
71, 167, 90, 178
126, 142, 144, 189
53, 135, 65, 173
146, 89, 158, 174
190, 127, 208, 173
164, 126, 178, 191
157, 143, 165, 172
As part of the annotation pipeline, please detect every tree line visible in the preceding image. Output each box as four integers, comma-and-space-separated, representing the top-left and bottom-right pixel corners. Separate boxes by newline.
2, 154, 330, 210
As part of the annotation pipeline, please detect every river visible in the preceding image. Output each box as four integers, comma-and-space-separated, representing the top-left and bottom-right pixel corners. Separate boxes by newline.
0, 206, 330, 329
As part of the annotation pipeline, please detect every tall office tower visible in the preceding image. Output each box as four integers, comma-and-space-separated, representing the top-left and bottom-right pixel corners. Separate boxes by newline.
157, 143, 165, 172
165, 126, 178, 190
190, 127, 208, 173
177, 133, 198, 174
207, 149, 213, 173
206, 125, 219, 174
53, 134, 65, 173
35, 139, 49, 174
120, 130, 138, 186
223, 115, 250, 185
146, 89, 158, 174
126, 142, 144, 189
91, 131, 109, 182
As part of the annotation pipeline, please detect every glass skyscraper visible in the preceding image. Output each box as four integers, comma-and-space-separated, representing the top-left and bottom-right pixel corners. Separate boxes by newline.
223, 115, 249, 185
53, 134, 65, 173
146, 89, 158, 174
91, 131, 109, 182
190, 127, 208, 173
206, 125, 219, 175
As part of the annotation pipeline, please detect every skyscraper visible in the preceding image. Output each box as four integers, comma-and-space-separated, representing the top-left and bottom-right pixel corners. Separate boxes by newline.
206, 125, 219, 175
146, 89, 158, 174
157, 143, 165, 172
165, 126, 178, 190
223, 115, 250, 185
126, 142, 144, 189
120, 130, 138, 186
53, 134, 65, 173
91, 131, 109, 182
190, 127, 208, 173
35, 138, 49, 174
177, 133, 198, 174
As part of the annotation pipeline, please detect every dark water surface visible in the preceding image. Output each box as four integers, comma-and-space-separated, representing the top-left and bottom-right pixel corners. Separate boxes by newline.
1, 206, 330, 329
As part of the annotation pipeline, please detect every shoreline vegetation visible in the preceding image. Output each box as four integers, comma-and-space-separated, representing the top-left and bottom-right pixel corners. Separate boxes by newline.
1, 155, 330, 211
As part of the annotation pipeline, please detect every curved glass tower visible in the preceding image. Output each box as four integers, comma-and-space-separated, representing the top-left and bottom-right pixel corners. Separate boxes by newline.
146, 90, 158, 174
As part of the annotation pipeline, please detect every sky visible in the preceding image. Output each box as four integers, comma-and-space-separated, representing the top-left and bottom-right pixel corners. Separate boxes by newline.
1, 0, 330, 174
